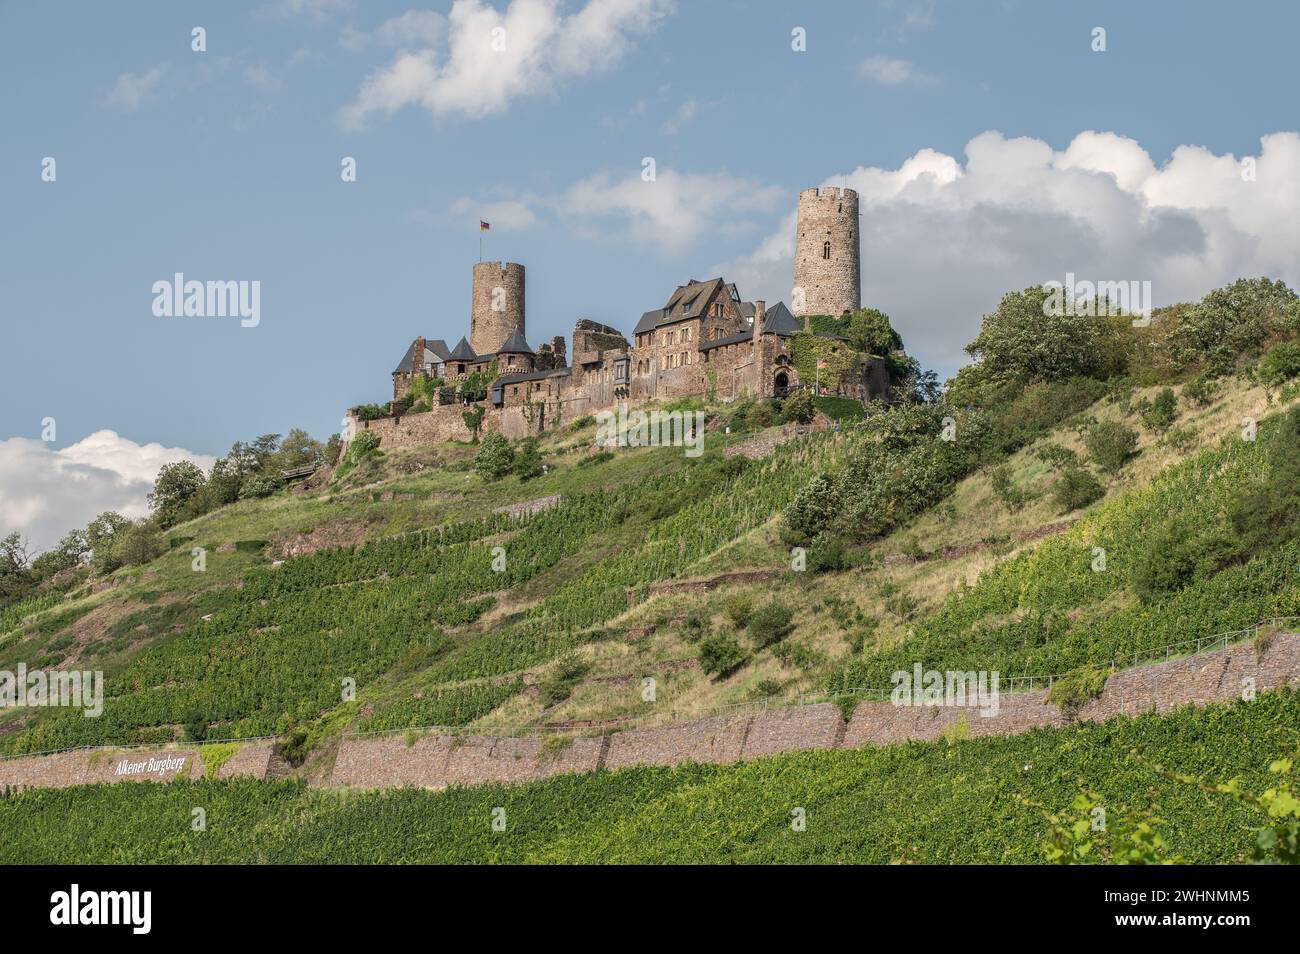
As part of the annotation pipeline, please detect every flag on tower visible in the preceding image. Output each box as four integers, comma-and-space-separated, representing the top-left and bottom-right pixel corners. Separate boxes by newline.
479, 221, 490, 232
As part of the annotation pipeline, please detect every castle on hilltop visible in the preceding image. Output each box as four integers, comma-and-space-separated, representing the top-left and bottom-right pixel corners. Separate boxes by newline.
359, 187, 890, 448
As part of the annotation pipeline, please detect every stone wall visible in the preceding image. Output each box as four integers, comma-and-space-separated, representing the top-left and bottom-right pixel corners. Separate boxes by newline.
793, 186, 860, 317
4, 635, 1296, 793
0, 741, 273, 791
354, 404, 504, 449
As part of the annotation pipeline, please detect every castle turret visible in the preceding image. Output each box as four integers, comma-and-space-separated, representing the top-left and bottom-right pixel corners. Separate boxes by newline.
471, 261, 525, 357
793, 186, 860, 317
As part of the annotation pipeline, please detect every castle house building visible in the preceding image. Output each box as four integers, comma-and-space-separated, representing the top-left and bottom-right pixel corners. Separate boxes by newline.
364, 186, 891, 452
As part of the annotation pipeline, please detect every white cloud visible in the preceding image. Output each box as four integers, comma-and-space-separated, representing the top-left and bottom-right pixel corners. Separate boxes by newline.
340, 0, 672, 126
0, 431, 215, 553
341, 10, 447, 52
243, 63, 286, 91
447, 196, 539, 231
557, 167, 784, 254
660, 98, 698, 135
713, 130, 1300, 375
859, 55, 936, 86
104, 66, 166, 112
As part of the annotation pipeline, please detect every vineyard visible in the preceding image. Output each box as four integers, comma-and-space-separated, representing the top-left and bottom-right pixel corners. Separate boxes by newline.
2, 688, 1295, 864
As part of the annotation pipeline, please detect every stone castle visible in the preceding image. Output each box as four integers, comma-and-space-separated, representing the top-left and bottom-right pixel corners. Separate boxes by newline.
361, 187, 890, 446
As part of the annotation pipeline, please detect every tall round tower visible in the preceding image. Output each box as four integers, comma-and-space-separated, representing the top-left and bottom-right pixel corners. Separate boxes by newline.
470, 261, 526, 356
792, 186, 860, 317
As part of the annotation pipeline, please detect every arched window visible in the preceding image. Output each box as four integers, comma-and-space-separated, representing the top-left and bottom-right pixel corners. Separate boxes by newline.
822, 241, 831, 259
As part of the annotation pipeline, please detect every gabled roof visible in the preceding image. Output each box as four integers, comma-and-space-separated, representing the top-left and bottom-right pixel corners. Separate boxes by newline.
634, 309, 665, 334
393, 339, 422, 375
760, 301, 800, 336
394, 337, 454, 374
448, 337, 477, 362
496, 328, 534, 354
425, 339, 452, 361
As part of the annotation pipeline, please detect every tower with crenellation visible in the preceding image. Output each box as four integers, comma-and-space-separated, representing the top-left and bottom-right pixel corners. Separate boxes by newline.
792, 186, 860, 317
470, 261, 526, 356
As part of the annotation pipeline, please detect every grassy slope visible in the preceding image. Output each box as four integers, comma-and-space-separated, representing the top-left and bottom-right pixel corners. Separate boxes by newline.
2, 689, 1294, 864
2, 376, 1295, 752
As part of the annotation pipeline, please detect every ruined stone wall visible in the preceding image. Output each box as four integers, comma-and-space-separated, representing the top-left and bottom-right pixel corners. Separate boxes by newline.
793, 186, 860, 317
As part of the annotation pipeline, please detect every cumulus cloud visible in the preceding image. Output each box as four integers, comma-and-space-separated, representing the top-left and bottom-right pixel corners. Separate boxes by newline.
0, 431, 215, 553
557, 167, 784, 254
341, 10, 447, 52
104, 66, 166, 112
339, 0, 672, 126
859, 55, 936, 87
713, 130, 1300, 376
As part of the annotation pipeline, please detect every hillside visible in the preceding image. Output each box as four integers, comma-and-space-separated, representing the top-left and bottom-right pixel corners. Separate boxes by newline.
3, 279, 1300, 864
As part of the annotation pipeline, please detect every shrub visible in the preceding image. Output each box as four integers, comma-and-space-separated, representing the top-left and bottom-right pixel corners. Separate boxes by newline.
1182, 374, 1221, 407
1259, 341, 1300, 387
748, 401, 775, 428
1051, 466, 1104, 513
1084, 421, 1138, 473
569, 415, 595, 431
538, 651, 589, 706
1046, 666, 1108, 717
274, 728, 309, 767
989, 465, 1027, 512
1138, 387, 1178, 431
748, 601, 794, 648
779, 388, 815, 424
785, 474, 840, 539
238, 472, 284, 500
807, 537, 849, 573
347, 430, 381, 462
1034, 443, 1078, 470
725, 594, 754, 628
353, 404, 389, 422
110, 522, 165, 567
474, 433, 515, 481
697, 632, 747, 678
577, 451, 614, 468
512, 438, 544, 481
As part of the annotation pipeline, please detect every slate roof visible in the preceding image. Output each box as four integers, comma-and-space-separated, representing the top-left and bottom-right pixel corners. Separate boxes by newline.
393, 338, 453, 374
635, 277, 738, 334
496, 328, 534, 354
697, 301, 838, 351
448, 337, 477, 361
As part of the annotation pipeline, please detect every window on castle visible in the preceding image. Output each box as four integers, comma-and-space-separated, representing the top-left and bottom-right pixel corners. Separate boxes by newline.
712, 303, 723, 318
822, 241, 831, 259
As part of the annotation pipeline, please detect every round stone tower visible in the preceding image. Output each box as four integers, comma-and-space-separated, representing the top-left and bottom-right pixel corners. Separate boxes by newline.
470, 261, 525, 356
792, 186, 860, 317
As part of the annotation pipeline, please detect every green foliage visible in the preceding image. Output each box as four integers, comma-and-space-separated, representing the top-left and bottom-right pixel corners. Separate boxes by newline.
813, 396, 866, 421
148, 461, 207, 529
1041, 791, 1178, 865
982, 378, 1111, 457
1045, 667, 1109, 716
110, 522, 164, 568
538, 651, 590, 706
359, 679, 523, 731
697, 631, 747, 677
748, 601, 794, 648
1138, 388, 1179, 431
778, 387, 815, 424
4, 690, 1298, 863
1051, 466, 1105, 513
787, 333, 859, 392
747, 401, 775, 428
512, 438, 544, 481
353, 404, 390, 422
724, 594, 753, 628
990, 465, 1027, 513
199, 742, 240, 779
473, 433, 515, 481
347, 430, 380, 463
577, 451, 614, 468
238, 472, 284, 500
462, 405, 486, 443
1260, 341, 1300, 388
1182, 374, 1221, 407
948, 286, 1128, 405
1169, 277, 1298, 374
1084, 421, 1138, 473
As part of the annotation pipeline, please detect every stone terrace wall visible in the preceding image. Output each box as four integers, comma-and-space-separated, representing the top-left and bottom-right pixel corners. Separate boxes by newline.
3, 635, 1297, 793
0, 741, 273, 792
329, 632, 1300, 790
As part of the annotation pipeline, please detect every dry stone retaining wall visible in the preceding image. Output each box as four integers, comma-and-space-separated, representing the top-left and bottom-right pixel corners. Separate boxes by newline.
2, 634, 1297, 793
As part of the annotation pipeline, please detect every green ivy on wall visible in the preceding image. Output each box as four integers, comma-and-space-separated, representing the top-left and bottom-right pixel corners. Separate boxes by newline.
786, 332, 860, 392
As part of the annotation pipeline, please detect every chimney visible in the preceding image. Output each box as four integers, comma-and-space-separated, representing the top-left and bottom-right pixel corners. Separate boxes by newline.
752, 300, 765, 342
803, 313, 812, 333
413, 336, 426, 375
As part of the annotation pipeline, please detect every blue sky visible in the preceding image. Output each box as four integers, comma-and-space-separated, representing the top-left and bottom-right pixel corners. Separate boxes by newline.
2, 0, 1299, 548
